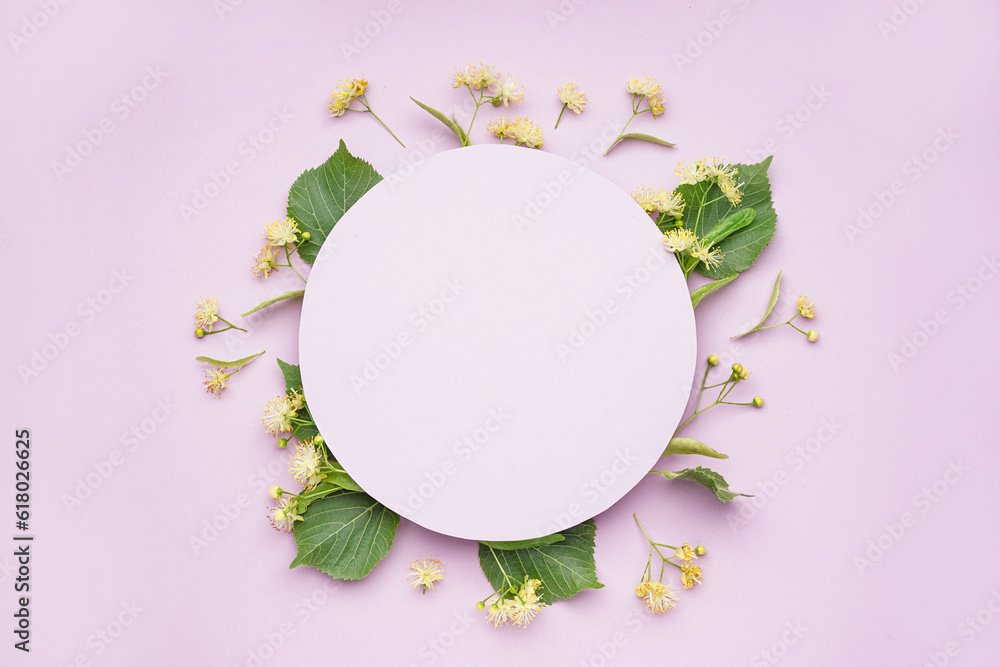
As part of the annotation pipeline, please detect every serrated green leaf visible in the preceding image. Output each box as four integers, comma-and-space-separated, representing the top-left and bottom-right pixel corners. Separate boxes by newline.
240, 290, 305, 317
652, 466, 751, 502
290, 490, 399, 580
732, 270, 783, 338
287, 140, 383, 265
195, 350, 264, 369
480, 534, 566, 551
478, 520, 603, 604
411, 97, 468, 146
661, 437, 729, 459
275, 359, 319, 440
678, 156, 776, 278
690, 274, 738, 308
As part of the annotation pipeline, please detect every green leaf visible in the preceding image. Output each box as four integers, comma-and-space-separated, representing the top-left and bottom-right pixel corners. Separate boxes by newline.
296, 481, 343, 514
480, 534, 566, 551
732, 270, 782, 338
478, 520, 603, 604
661, 437, 729, 459
652, 466, 751, 502
411, 97, 468, 146
290, 490, 399, 580
324, 463, 363, 493
678, 156, 776, 278
195, 350, 264, 370
690, 274, 738, 308
287, 140, 383, 265
275, 358, 319, 440
240, 290, 305, 317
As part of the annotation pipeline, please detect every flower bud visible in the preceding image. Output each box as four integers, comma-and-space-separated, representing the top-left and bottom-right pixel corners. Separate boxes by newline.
753, 396, 764, 408
807, 330, 819, 343
269, 485, 282, 499
509, 584, 519, 594
488, 604, 499, 613
739, 368, 750, 381
301, 231, 311, 241
695, 545, 706, 556
273, 509, 286, 522
731, 363, 743, 374
707, 354, 719, 366
277, 438, 289, 449
315, 434, 325, 446
491, 98, 501, 107
195, 327, 205, 338
475, 601, 486, 610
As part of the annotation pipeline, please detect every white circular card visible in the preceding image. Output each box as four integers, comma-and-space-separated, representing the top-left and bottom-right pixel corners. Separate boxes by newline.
299, 145, 696, 541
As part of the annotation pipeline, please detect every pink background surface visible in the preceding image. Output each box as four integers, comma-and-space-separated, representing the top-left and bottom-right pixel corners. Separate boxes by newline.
3, 0, 999, 665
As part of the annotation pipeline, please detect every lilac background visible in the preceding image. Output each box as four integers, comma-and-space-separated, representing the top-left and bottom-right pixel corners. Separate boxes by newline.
3, 0, 999, 665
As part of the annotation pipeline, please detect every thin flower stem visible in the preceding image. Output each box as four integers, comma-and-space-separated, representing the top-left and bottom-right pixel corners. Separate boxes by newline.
361, 99, 405, 147
283, 246, 307, 283
603, 112, 638, 156
216, 316, 247, 332
692, 363, 712, 414
554, 103, 568, 129
788, 322, 809, 335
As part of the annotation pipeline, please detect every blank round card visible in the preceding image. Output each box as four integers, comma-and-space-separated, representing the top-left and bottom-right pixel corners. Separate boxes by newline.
298, 145, 696, 541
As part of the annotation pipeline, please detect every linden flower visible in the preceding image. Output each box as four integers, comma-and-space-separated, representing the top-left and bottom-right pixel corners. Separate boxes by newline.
635, 580, 679, 614
407, 558, 446, 592
626, 73, 662, 99
288, 389, 306, 412
509, 595, 543, 627
270, 496, 303, 533
718, 173, 744, 205
289, 438, 324, 488
263, 218, 299, 248
675, 159, 710, 185
261, 395, 297, 436
487, 599, 516, 627
557, 82, 588, 114
691, 239, 723, 270
327, 77, 367, 116
797, 295, 817, 319
252, 246, 279, 280
453, 62, 499, 90
509, 116, 544, 148
663, 228, 697, 254
493, 75, 525, 107
632, 186, 685, 218
648, 95, 666, 117
487, 116, 514, 139
194, 296, 219, 333
674, 543, 697, 562
681, 563, 703, 588
202, 367, 230, 398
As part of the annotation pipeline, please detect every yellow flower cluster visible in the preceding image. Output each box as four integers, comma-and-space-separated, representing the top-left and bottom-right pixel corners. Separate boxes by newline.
289, 437, 324, 488
488, 116, 544, 148
663, 229, 723, 270
485, 577, 545, 628
202, 367, 231, 398
194, 296, 219, 333
327, 77, 368, 116
252, 218, 300, 280
407, 558, 446, 593
626, 73, 666, 117
631, 185, 685, 219
675, 157, 744, 205
261, 394, 298, 436
557, 82, 588, 114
